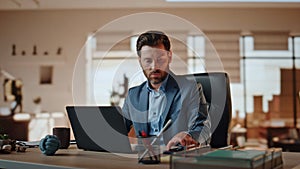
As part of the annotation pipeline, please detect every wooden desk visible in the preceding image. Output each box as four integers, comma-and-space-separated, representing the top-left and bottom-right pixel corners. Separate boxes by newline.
0, 146, 300, 169
0, 146, 168, 169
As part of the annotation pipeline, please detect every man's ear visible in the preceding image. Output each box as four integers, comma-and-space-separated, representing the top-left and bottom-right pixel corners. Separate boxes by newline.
168, 51, 173, 63
138, 56, 142, 66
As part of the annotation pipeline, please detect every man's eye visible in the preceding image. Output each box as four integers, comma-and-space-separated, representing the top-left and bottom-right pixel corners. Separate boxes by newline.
144, 59, 152, 64
158, 58, 165, 63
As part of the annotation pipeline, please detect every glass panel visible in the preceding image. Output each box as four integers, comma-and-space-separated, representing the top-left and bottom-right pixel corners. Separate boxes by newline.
294, 37, 300, 57
296, 59, 300, 128
242, 36, 293, 58
295, 37, 300, 127
187, 35, 206, 73
187, 57, 206, 73
187, 35, 205, 57
245, 59, 293, 127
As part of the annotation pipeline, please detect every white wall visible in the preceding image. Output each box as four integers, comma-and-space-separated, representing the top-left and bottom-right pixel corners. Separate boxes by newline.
0, 8, 300, 113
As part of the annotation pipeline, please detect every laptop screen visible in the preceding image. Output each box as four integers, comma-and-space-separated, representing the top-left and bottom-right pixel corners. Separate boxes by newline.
66, 106, 133, 153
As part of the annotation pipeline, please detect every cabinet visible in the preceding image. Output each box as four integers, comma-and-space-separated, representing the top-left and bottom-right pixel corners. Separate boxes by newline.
0, 116, 29, 140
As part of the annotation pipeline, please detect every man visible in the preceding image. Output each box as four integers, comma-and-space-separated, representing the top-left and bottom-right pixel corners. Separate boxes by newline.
122, 30, 211, 150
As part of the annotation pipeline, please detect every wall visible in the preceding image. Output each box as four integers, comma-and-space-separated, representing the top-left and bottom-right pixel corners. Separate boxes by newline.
0, 8, 300, 113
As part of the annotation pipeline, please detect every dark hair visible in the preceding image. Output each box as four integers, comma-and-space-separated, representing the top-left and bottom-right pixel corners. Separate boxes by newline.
136, 30, 171, 57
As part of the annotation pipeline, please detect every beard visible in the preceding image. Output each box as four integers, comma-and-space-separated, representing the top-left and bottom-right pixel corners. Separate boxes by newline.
144, 69, 168, 85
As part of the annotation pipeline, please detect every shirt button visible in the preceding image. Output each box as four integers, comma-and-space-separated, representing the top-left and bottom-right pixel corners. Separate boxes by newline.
153, 112, 157, 115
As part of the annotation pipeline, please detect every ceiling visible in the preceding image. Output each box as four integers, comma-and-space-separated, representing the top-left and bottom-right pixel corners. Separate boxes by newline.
1, 0, 300, 10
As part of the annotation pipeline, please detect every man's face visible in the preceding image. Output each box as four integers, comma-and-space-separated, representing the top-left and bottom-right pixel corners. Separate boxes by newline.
139, 44, 172, 87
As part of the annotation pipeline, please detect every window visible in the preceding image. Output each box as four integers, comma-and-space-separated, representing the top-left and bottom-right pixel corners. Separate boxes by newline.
187, 35, 205, 73
86, 31, 300, 128
241, 35, 300, 128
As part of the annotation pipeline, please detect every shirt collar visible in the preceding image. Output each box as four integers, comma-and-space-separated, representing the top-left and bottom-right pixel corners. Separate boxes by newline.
146, 74, 169, 93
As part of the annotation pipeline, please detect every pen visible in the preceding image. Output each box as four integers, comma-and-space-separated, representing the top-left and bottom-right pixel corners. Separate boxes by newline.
218, 145, 233, 150
139, 119, 172, 160
152, 119, 172, 145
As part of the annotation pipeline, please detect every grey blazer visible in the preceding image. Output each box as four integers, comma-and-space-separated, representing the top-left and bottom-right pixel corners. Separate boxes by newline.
122, 72, 211, 144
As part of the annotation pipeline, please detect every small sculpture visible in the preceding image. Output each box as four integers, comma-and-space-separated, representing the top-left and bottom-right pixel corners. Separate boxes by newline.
39, 135, 60, 156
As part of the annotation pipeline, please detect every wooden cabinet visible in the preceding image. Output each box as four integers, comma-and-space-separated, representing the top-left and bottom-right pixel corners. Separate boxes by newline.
0, 116, 29, 140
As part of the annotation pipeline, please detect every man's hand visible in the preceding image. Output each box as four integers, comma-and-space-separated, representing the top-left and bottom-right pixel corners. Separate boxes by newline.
166, 132, 198, 150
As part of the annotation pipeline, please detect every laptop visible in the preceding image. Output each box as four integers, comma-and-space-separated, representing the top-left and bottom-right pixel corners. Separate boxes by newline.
66, 106, 133, 153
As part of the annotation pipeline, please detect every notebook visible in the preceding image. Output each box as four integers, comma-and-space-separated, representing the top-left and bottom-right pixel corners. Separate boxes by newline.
66, 106, 133, 153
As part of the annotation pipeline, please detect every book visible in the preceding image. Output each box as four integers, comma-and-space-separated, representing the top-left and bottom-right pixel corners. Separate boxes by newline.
195, 149, 266, 169
171, 148, 283, 169
268, 148, 283, 169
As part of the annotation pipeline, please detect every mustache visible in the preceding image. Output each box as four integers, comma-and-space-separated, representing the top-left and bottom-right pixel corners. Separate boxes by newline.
150, 70, 162, 75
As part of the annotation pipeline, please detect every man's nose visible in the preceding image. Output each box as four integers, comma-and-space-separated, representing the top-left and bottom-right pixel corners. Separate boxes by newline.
150, 60, 159, 69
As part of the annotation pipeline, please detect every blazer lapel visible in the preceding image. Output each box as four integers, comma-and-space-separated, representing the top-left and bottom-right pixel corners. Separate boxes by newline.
160, 74, 179, 128
139, 84, 149, 111
138, 84, 149, 134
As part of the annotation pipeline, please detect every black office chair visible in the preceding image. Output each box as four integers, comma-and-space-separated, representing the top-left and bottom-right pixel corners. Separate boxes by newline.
184, 72, 232, 148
